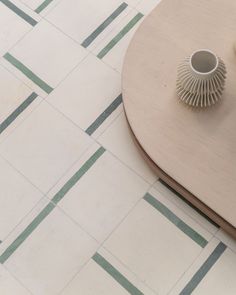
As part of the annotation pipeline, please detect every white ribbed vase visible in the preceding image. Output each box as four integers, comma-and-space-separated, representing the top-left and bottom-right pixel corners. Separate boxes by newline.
176, 49, 227, 107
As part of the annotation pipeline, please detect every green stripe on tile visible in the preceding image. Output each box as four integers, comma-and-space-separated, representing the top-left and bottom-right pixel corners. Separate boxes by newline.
180, 242, 227, 295
81, 2, 128, 48
0, 0, 37, 26
4, 53, 53, 94
93, 253, 144, 295
52, 147, 106, 204
0, 92, 38, 135
35, 0, 54, 13
0, 147, 105, 264
86, 94, 123, 135
0, 202, 55, 264
97, 12, 143, 59
144, 193, 208, 248
158, 179, 220, 228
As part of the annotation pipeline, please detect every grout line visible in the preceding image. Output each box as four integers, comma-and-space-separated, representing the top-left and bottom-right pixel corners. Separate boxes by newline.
0, 0, 37, 26
81, 2, 128, 48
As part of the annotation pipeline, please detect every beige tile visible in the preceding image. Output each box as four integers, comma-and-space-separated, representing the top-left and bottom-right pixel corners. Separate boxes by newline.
98, 112, 158, 184
61, 247, 156, 295
48, 145, 149, 242
3, 20, 87, 96
216, 229, 236, 254
104, 194, 210, 294
0, 101, 93, 193
48, 54, 121, 133
0, 264, 31, 295
3, 199, 98, 295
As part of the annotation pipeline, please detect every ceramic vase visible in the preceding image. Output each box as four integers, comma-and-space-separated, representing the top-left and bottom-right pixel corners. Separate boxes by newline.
176, 49, 226, 107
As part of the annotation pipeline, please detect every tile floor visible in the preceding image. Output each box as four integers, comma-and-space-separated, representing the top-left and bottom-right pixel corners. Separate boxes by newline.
0, 0, 235, 294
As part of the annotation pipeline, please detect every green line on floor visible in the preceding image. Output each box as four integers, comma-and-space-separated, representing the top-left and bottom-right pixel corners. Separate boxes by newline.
0, 92, 38, 135
158, 179, 220, 228
4, 53, 53, 94
180, 242, 227, 295
86, 94, 123, 135
35, 0, 54, 14
81, 2, 128, 48
97, 12, 143, 59
0, 0, 37, 26
0, 147, 105, 264
0, 202, 55, 264
93, 253, 144, 295
52, 147, 106, 204
144, 193, 208, 248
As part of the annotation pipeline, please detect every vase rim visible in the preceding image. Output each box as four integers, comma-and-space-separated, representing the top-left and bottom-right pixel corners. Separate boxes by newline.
190, 49, 219, 76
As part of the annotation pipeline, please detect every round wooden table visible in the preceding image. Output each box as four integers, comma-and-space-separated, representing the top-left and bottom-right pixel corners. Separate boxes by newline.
122, 0, 236, 237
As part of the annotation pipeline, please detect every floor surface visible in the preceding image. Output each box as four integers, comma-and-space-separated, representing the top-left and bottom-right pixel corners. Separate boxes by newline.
0, 0, 236, 294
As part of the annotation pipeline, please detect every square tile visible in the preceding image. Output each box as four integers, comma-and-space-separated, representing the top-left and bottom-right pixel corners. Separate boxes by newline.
0, 156, 43, 241
0, 101, 93, 193
0, 264, 31, 295
2, 199, 98, 295
104, 188, 212, 294
61, 247, 156, 295
98, 112, 158, 184
93, 10, 144, 72
49, 143, 149, 242
48, 54, 122, 134
46, 0, 129, 45
0, 1, 32, 56
3, 20, 87, 96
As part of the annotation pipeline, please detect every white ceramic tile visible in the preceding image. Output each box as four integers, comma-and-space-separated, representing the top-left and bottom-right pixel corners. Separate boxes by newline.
48, 54, 122, 134
3, 199, 98, 295
61, 247, 157, 295
0, 2, 31, 56
136, 0, 162, 15
48, 144, 149, 242
0, 156, 43, 241
0, 101, 93, 193
4, 20, 87, 95
154, 180, 219, 235
0, 264, 31, 295
98, 112, 157, 184
104, 197, 207, 294
93, 10, 144, 72
46, 0, 129, 44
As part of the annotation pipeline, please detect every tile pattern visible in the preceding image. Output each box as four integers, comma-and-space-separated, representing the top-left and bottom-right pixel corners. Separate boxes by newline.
0, 0, 235, 294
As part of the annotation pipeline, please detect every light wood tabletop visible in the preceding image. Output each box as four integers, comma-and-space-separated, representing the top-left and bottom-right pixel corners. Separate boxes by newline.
122, 0, 236, 236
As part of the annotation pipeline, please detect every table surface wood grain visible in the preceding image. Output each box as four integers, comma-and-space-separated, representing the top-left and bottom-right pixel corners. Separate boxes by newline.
122, 0, 236, 228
